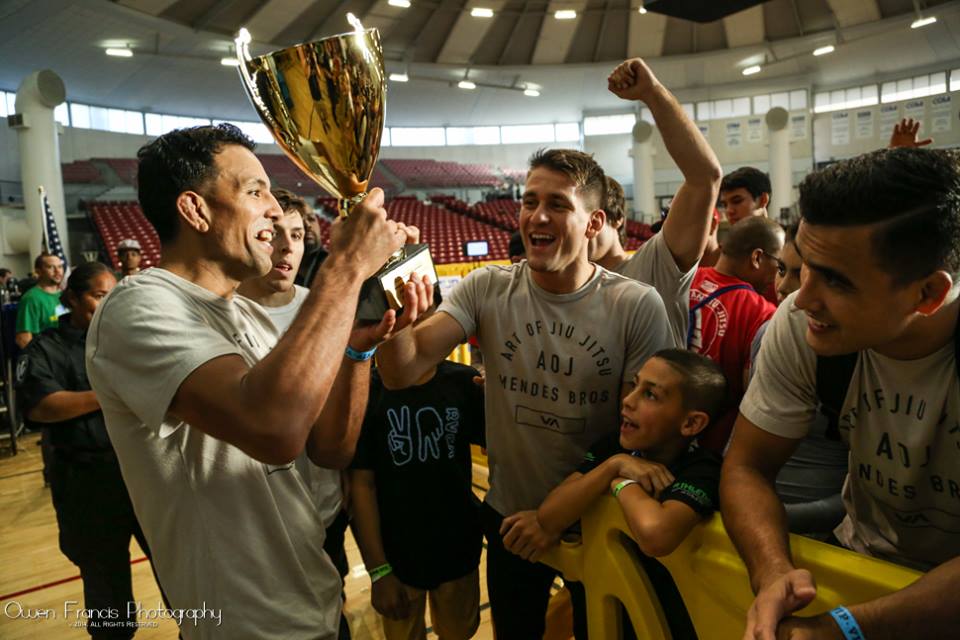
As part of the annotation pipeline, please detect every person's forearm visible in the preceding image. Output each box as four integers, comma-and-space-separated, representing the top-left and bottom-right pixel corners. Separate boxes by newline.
721, 461, 795, 592
538, 461, 621, 535
376, 325, 428, 390
15, 332, 32, 349
26, 390, 100, 423
240, 255, 364, 434
616, 486, 686, 557
349, 474, 389, 569
849, 556, 960, 640
643, 84, 721, 187
306, 357, 370, 469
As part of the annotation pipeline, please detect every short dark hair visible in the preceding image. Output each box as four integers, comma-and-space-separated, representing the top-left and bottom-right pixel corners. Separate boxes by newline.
137, 123, 256, 244
34, 252, 59, 270
652, 349, 728, 423
272, 188, 309, 218
783, 221, 799, 245
508, 231, 525, 259
720, 167, 771, 200
529, 148, 606, 211
799, 147, 960, 285
65, 261, 112, 298
721, 216, 785, 259
604, 176, 628, 244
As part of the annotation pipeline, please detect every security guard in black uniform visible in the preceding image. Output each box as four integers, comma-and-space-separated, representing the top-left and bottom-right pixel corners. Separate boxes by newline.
16, 261, 157, 639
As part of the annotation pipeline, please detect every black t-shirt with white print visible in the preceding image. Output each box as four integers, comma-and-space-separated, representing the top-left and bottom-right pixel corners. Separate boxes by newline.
352, 361, 485, 590
579, 432, 721, 516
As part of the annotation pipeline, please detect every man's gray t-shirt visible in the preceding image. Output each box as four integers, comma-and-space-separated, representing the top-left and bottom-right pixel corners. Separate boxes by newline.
86, 269, 341, 639
616, 233, 697, 349
742, 292, 960, 570
439, 262, 672, 515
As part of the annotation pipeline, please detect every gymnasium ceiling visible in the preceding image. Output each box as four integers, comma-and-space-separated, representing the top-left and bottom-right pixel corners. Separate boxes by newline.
0, 0, 958, 126
111, 0, 953, 65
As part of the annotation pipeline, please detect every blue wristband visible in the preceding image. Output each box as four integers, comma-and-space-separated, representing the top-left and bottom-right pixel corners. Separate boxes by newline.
829, 606, 865, 640
345, 345, 377, 362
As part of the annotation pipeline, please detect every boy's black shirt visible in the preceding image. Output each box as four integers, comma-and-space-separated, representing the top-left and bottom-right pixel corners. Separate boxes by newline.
352, 360, 485, 589
578, 432, 722, 515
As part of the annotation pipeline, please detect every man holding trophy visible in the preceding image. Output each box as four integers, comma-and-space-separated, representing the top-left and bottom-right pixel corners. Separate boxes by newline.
85, 23, 429, 640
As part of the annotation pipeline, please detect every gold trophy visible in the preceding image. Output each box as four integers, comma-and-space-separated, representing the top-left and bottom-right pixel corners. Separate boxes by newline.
235, 17, 438, 322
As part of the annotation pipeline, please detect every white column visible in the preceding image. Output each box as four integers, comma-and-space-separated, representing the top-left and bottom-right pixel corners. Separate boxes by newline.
14, 70, 68, 264
766, 106, 791, 221
631, 121, 656, 221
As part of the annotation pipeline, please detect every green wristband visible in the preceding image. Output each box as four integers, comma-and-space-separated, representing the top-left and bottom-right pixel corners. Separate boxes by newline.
612, 479, 637, 498
369, 563, 393, 583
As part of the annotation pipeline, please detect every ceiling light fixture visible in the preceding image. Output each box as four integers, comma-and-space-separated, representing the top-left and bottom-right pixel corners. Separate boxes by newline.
388, 0, 411, 7
812, 45, 835, 56
524, 88, 540, 97
554, 9, 577, 19
471, 7, 494, 18
742, 65, 761, 76
105, 48, 133, 58
389, 72, 409, 82
221, 57, 239, 66
458, 80, 477, 90
910, 16, 937, 28
638, 2, 647, 14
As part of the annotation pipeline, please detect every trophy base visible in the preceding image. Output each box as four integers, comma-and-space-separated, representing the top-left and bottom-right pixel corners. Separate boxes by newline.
357, 244, 442, 323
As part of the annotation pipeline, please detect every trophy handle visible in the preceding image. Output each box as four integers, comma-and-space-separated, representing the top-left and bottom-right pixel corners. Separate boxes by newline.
234, 29, 285, 141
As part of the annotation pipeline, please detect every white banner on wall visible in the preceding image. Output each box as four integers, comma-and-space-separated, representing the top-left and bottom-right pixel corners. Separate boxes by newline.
726, 121, 743, 147
831, 112, 850, 146
855, 110, 874, 139
904, 100, 925, 125
747, 118, 763, 143
879, 104, 900, 138
931, 94, 952, 133
790, 114, 807, 140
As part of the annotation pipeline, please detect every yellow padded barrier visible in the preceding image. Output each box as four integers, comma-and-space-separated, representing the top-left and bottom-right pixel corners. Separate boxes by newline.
541, 497, 922, 639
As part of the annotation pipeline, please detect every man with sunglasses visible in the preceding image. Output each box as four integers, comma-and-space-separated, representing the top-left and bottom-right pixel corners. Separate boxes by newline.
688, 216, 784, 453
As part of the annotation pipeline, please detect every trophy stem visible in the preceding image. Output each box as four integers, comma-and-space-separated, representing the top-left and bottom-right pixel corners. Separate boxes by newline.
337, 194, 367, 219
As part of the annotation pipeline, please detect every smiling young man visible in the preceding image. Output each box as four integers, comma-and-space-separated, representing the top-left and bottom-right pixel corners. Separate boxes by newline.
376, 141, 671, 637
85, 124, 419, 640
589, 59, 722, 349
721, 148, 960, 640
16, 252, 67, 348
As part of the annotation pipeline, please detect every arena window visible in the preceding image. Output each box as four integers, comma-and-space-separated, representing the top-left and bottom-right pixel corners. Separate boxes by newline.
446, 126, 501, 146
500, 123, 556, 144
212, 120, 274, 144
391, 127, 445, 146
951, 69, 960, 92
583, 114, 636, 136
813, 84, 878, 113
144, 113, 212, 136
881, 71, 947, 103
554, 122, 581, 142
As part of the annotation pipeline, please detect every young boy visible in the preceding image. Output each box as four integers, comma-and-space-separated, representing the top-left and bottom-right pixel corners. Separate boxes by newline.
350, 359, 486, 640
537, 349, 727, 638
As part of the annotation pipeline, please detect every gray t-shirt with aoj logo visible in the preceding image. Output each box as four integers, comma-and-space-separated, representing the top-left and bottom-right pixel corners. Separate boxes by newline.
742, 292, 960, 571
439, 262, 672, 516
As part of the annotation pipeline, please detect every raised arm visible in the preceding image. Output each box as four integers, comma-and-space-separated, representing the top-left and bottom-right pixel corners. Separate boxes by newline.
720, 414, 811, 640
608, 58, 722, 272
169, 190, 409, 464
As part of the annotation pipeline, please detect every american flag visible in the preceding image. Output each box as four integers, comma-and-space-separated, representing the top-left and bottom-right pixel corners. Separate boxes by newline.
38, 186, 69, 286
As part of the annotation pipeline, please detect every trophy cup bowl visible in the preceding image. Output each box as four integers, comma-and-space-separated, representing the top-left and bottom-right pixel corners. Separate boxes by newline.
235, 26, 439, 322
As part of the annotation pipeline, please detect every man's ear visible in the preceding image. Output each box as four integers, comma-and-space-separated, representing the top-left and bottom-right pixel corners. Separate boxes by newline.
914, 271, 954, 316
586, 209, 606, 239
757, 192, 770, 210
750, 248, 764, 270
176, 191, 212, 234
680, 411, 710, 438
